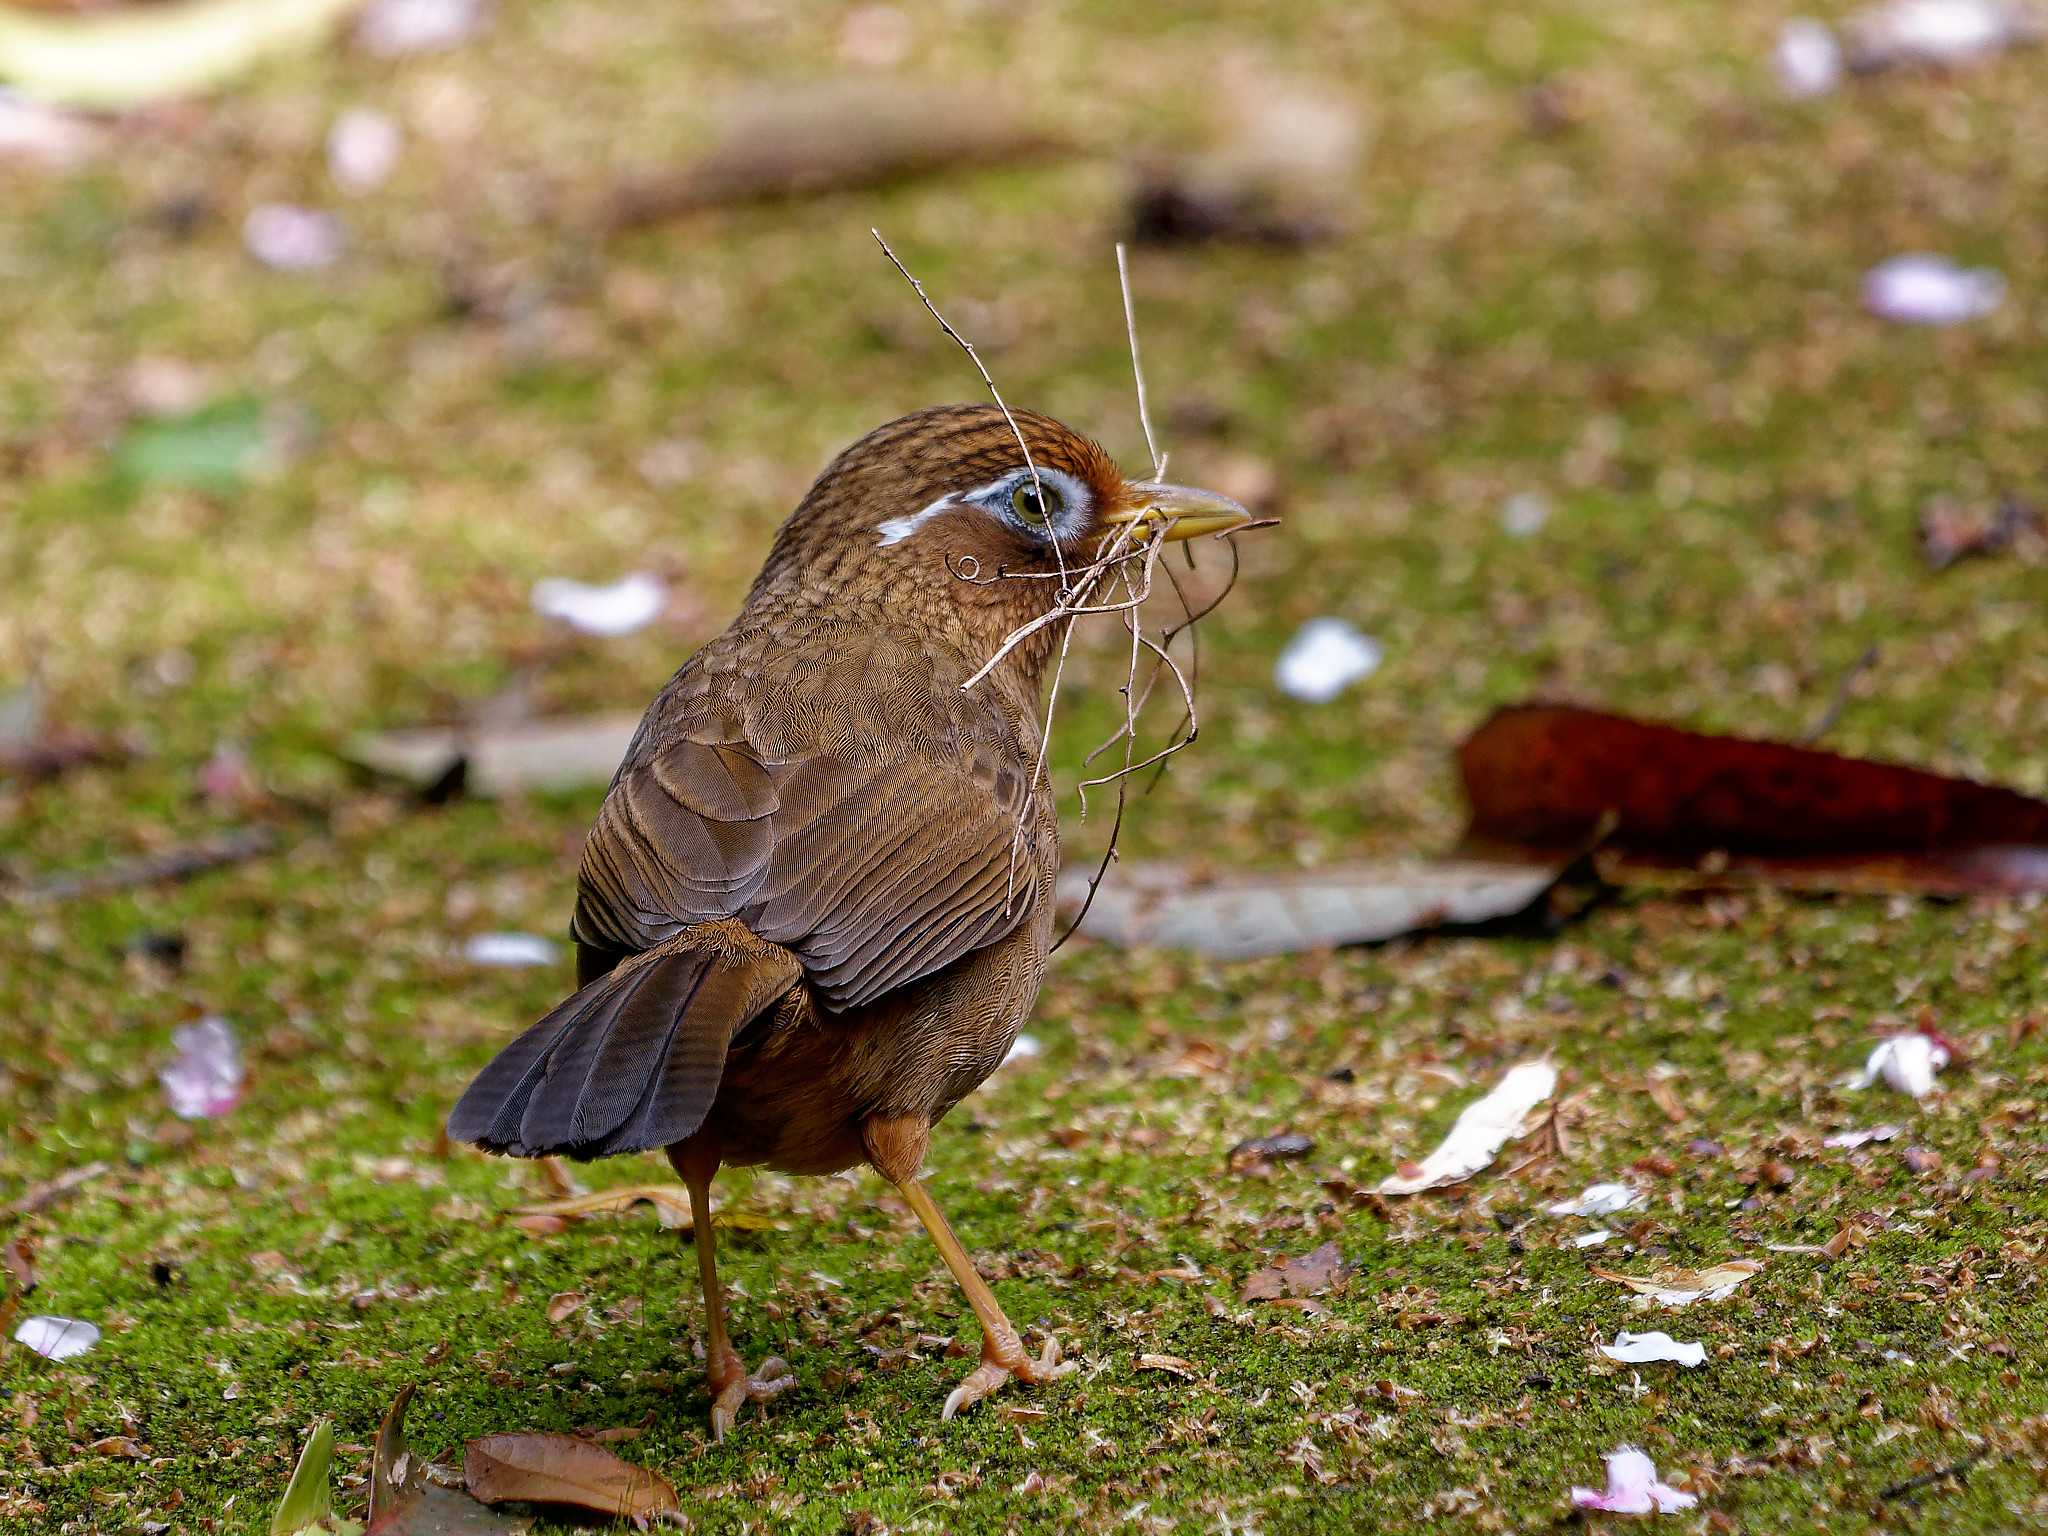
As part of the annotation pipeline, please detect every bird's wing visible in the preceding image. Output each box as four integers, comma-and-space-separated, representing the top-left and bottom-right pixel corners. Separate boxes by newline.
571, 637, 1043, 1011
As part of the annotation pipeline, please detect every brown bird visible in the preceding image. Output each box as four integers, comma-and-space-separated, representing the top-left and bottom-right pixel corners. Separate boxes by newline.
450, 404, 1251, 1437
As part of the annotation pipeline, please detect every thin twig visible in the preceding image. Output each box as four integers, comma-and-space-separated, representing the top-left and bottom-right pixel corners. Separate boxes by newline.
1116, 242, 1166, 482
1800, 643, 1878, 744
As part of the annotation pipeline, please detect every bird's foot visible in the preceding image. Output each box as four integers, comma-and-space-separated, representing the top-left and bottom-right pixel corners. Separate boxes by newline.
706, 1351, 797, 1443
942, 1328, 1072, 1421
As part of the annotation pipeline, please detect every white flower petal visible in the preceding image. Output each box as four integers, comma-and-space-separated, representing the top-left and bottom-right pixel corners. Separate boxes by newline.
1377, 1060, 1556, 1195
462, 932, 558, 968
13, 1316, 100, 1361
1775, 19, 1844, 97
1274, 618, 1382, 703
329, 108, 402, 192
531, 572, 666, 636
1824, 1123, 1901, 1148
1572, 1446, 1698, 1514
243, 204, 343, 271
1547, 1181, 1643, 1218
1002, 1033, 1042, 1068
1863, 255, 2004, 326
1846, 1034, 1949, 1097
1599, 1330, 1707, 1368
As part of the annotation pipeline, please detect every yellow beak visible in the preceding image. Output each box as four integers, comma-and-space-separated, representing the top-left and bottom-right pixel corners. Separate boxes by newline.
1099, 481, 1257, 544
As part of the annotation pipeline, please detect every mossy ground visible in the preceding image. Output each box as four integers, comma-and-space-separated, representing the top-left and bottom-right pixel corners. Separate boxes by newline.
4, 1, 2047, 1531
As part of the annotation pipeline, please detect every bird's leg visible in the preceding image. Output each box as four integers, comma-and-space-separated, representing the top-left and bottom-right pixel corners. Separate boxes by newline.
865, 1114, 1068, 1419
671, 1144, 795, 1442
893, 1176, 1068, 1419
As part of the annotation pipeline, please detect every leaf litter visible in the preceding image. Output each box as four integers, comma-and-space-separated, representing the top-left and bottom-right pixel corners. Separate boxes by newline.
1376, 1060, 1556, 1196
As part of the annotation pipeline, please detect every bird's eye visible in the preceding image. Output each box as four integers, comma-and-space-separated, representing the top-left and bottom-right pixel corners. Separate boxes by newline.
1010, 479, 1060, 528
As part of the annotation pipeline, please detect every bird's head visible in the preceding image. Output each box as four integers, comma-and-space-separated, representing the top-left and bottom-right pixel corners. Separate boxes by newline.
751, 405, 1255, 690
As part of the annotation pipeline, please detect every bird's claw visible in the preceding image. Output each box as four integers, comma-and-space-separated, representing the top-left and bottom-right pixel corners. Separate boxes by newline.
941, 1331, 1072, 1421
707, 1354, 796, 1443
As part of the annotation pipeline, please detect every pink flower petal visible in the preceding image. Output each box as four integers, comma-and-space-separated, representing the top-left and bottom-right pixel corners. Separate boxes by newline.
159, 1016, 244, 1120
244, 204, 343, 272
1572, 1447, 1698, 1514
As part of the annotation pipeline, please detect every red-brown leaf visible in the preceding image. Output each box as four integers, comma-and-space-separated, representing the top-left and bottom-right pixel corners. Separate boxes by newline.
1459, 703, 2048, 893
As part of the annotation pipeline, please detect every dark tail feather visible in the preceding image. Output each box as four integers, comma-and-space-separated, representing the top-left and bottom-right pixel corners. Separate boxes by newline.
447, 930, 795, 1160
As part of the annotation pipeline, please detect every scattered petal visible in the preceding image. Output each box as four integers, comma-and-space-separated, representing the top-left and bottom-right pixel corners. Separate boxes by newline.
1824, 1123, 1902, 1148
12, 1315, 99, 1360
1862, 254, 2004, 326
462, 932, 558, 969
1846, 1033, 1949, 1097
1274, 617, 1382, 703
243, 204, 343, 271
329, 107, 402, 192
1573, 1229, 1614, 1249
1376, 1059, 1556, 1195
159, 1016, 244, 1119
1572, 1446, 1698, 1514
356, 0, 489, 56
0, 89, 97, 167
530, 572, 666, 637
1001, 1033, 1041, 1067
1599, 1330, 1707, 1368
1500, 491, 1551, 536
1547, 1181, 1643, 1217
1775, 18, 1844, 96
1846, 0, 2037, 66
1594, 1260, 1762, 1306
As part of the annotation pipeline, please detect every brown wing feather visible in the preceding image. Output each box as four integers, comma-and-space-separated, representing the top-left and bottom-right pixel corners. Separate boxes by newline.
570, 626, 1047, 1013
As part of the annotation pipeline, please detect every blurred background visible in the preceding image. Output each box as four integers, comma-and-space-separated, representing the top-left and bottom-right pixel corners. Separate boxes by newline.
3, 0, 2046, 1529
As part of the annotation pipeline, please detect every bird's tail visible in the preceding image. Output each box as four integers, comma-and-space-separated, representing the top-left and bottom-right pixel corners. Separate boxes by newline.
448, 924, 799, 1160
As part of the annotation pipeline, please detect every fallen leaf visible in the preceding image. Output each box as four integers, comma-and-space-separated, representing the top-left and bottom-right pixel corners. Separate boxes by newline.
1593, 1260, 1762, 1307
369, 1384, 529, 1535
1128, 82, 1360, 247
272, 1420, 334, 1535
159, 1016, 244, 1119
1458, 703, 2048, 894
1056, 858, 1563, 959
91, 1435, 148, 1458
113, 397, 270, 491
1597, 1330, 1707, 1368
1571, 1446, 1698, 1514
11, 1314, 99, 1360
1, 1235, 35, 1295
343, 712, 642, 799
530, 573, 666, 637
608, 81, 1062, 228
1377, 1060, 1557, 1196
463, 1432, 678, 1521
1918, 496, 2042, 571
1241, 1239, 1347, 1302
1228, 1131, 1316, 1172
513, 1185, 780, 1234
1136, 1353, 1199, 1377
1274, 617, 1382, 702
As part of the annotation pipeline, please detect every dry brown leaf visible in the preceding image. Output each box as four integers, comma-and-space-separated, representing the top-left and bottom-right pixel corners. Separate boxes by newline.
513, 1185, 782, 1233
1136, 1353, 1199, 1377
1241, 1240, 1347, 1302
1592, 1260, 1762, 1306
1, 1235, 35, 1295
463, 1432, 678, 1520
